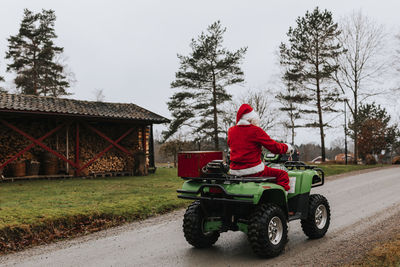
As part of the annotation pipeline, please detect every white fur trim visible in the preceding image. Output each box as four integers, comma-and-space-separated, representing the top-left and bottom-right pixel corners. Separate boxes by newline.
229, 162, 265, 176
237, 110, 260, 126
240, 110, 258, 121
285, 143, 294, 154
237, 119, 250, 125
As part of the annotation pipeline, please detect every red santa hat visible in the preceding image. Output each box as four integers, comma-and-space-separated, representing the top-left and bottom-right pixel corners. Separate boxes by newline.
236, 104, 259, 125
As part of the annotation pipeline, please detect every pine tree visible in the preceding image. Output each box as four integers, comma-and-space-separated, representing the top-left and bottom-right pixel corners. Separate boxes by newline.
6, 9, 70, 97
277, 43, 309, 145
349, 103, 399, 160
164, 21, 247, 149
282, 7, 345, 161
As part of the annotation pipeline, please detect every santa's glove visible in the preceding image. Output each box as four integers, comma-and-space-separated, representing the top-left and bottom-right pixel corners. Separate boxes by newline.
285, 144, 294, 155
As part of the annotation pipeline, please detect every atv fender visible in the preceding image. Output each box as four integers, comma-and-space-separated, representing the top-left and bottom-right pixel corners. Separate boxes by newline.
258, 189, 288, 219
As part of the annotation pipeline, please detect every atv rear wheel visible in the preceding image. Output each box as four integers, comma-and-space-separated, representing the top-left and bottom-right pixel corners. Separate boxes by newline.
301, 194, 331, 239
183, 201, 220, 248
248, 203, 288, 258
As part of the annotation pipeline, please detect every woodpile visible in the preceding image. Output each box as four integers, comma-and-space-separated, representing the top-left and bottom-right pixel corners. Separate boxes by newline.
0, 118, 150, 177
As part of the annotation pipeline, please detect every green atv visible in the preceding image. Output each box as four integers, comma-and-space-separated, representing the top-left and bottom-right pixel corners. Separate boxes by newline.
177, 151, 330, 258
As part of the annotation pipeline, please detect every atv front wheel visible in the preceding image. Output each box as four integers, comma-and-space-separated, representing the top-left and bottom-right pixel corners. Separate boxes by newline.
183, 201, 220, 248
301, 194, 331, 239
248, 203, 288, 258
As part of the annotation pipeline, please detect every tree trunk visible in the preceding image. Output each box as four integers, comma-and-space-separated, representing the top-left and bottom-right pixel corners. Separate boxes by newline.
291, 121, 295, 145
353, 91, 358, 164
212, 71, 219, 150
290, 102, 295, 145
315, 47, 326, 162
173, 152, 177, 168
316, 83, 326, 162
33, 47, 38, 95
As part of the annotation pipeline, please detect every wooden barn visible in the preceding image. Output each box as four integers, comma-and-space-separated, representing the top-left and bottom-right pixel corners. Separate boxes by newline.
0, 93, 169, 180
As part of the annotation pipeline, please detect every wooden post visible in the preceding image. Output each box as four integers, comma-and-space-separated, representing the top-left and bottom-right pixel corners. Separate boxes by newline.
142, 125, 146, 152
75, 122, 80, 176
66, 125, 69, 173
149, 124, 155, 168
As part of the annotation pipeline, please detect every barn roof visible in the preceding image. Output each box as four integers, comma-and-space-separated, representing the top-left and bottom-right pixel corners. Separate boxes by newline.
0, 93, 169, 123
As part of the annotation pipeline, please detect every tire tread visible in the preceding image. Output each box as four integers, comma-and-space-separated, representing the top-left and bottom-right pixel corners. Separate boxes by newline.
301, 194, 331, 239
248, 203, 288, 258
183, 201, 219, 248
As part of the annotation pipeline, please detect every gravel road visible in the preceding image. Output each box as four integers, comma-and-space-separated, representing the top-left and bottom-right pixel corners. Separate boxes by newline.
1, 167, 399, 267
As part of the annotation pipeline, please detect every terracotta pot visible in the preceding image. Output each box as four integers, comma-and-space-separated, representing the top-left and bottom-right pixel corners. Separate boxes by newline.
10, 161, 26, 177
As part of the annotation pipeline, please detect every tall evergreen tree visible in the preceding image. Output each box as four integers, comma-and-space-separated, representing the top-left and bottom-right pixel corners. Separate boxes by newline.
277, 43, 309, 145
281, 7, 345, 161
6, 9, 70, 97
164, 21, 247, 149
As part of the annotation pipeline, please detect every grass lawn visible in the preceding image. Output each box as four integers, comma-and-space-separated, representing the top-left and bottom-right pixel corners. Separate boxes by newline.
0, 168, 186, 230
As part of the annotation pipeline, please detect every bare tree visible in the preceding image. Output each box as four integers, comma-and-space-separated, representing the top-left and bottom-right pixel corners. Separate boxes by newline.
221, 89, 278, 135
93, 89, 105, 102
238, 89, 277, 131
218, 89, 283, 151
395, 33, 400, 90
333, 10, 388, 162
159, 134, 187, 167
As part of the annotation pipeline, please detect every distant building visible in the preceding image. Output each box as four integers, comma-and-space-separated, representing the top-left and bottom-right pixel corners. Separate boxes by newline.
311, 156, 331, 164
335, 153, 355, 164
392, 156, 400, 164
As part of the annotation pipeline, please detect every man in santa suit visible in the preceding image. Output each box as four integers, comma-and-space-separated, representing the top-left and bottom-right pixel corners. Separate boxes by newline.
227, 104, 293, 191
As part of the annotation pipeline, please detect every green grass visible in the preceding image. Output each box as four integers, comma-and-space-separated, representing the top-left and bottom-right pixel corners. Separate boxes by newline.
0, 168, 187, 230
316, 164, 387, 177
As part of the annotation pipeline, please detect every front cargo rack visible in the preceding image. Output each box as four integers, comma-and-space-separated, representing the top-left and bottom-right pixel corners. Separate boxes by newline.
284, 161, 325, 188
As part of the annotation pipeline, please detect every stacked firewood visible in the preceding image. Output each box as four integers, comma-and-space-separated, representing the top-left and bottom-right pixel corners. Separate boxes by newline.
85, 155, 127, 173
0, 124, 38, 163
76, 126, 139, 174
0, 119, 148, 176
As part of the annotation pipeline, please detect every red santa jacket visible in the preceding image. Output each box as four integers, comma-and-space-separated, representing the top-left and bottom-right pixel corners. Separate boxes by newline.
227, 124, 288, 176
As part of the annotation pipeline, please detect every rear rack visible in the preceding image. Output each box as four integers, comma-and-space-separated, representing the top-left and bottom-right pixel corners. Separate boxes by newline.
177, 183, 254, 204
181, 176, 276, 184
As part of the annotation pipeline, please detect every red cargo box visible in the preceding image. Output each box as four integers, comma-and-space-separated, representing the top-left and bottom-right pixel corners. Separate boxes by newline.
178, 151, 223, 178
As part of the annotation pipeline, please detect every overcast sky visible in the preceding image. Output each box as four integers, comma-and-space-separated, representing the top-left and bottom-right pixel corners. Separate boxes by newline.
1, 0, 399, 147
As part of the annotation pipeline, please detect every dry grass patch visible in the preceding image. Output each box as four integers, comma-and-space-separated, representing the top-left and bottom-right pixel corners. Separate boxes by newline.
347, 234, 400, 267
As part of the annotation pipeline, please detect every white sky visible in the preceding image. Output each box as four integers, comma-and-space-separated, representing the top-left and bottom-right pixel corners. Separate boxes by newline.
1, 0, 399, 147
